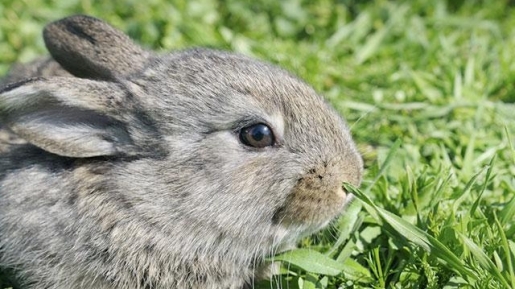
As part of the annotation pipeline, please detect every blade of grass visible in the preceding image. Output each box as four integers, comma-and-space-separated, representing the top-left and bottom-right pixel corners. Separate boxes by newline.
458, 232, 510, 288
341, 258, 373, 283
452, 169, 483, 217
272, 249, 345, 276
346, 184, 477, 282
493, 213, 515, 287
364, 138, 402, 194
470, 157, 495, 217
328, 199, 362, 256
273, 248, 373, 282
499, 197, 515, 226
506, 126, 514, 163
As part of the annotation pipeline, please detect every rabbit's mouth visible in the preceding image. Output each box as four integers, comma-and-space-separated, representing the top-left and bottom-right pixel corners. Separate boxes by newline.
271, 183, 349, 230
269, 204, 344, 250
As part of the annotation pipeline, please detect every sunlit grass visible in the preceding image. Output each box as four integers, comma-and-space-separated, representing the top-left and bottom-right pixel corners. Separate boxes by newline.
1, 0, 515, 288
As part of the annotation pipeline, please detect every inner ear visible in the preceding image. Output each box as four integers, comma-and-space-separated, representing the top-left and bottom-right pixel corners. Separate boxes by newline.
8, 106, 135, 158
0, 77, 161, 158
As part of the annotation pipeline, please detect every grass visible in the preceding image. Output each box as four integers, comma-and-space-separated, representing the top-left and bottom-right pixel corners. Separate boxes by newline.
1, 0, 515, 288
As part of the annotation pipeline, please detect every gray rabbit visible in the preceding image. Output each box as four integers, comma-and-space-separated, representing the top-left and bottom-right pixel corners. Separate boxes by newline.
0, 15, 363, 289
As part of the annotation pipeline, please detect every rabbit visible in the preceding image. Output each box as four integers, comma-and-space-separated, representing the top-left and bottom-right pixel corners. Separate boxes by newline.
0, 15, 363, 289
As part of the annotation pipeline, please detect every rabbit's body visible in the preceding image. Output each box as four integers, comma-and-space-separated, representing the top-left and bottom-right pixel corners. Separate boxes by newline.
0, 152, 255, 289
0, 16, 362, 289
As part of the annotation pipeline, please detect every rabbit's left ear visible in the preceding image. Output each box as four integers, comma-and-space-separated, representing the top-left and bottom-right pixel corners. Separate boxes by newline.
0, 78, 160, 158
43, 15, 150, 81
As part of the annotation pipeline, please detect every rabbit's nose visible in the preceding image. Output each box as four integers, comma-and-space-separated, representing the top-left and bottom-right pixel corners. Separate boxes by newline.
300, 162, 341, 193
271, 161, 349, 226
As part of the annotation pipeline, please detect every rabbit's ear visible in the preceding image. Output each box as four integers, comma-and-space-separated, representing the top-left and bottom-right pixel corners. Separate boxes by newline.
0, 77, 153, 158
43, 15, 149, 81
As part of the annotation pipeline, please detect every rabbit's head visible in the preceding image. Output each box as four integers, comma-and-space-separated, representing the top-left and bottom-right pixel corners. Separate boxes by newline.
0, 15, 362, 286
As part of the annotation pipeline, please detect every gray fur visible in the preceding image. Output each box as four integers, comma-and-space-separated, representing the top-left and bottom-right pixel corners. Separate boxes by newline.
0, 58, 70, 88
43, 15, 150, 80
0, 15, 363, 289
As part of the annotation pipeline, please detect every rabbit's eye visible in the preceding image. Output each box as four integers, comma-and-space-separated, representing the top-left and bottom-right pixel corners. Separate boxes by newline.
239, 123, 275, 148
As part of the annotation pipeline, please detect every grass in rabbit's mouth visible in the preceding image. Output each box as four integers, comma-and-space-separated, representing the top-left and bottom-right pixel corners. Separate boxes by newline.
1, 0, 515, 288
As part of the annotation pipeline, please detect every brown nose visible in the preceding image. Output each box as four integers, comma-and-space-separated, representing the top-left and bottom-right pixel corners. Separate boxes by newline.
272, 160, 352, 226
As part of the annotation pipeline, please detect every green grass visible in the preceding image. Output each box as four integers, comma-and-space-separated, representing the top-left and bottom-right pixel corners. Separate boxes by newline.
1, 0, 515, 288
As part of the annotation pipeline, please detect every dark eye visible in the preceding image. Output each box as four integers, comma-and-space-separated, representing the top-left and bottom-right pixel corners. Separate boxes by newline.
239, 123, 275, 148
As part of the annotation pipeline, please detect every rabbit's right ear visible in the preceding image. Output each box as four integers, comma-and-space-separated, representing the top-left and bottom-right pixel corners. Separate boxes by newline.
0, 78, 160, 158
43, 15, 150, 81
